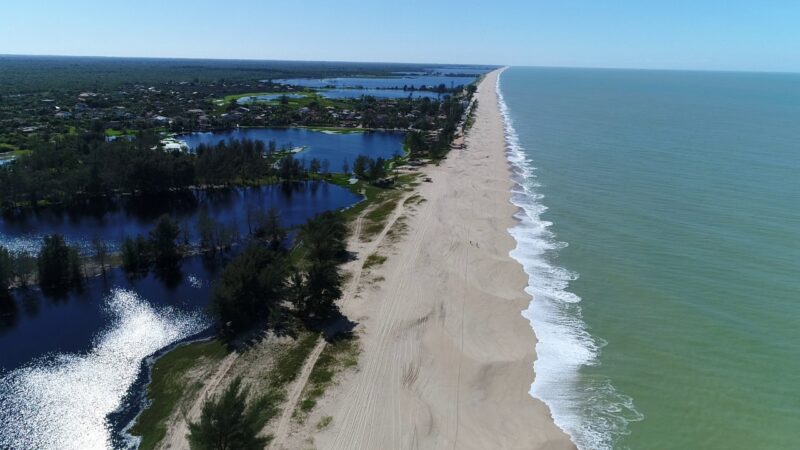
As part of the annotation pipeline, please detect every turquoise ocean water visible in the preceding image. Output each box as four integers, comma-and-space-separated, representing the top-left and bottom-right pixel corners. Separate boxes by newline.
499, 67, 800, 449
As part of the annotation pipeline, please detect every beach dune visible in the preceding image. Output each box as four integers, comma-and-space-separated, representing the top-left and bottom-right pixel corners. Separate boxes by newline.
312, 69, 575, 449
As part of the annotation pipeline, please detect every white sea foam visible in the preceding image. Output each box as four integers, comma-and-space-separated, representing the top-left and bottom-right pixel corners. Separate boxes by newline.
496, 72, 643, 450
0, 289, 207, 449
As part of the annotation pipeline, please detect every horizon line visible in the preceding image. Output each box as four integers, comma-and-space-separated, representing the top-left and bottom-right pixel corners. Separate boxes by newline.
2, 52, 799, 76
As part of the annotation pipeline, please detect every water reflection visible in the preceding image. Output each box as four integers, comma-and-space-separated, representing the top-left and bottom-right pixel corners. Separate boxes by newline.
0, 181, 360, 255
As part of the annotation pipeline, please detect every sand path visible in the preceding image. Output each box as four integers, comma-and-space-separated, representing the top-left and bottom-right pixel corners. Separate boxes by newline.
157, 351, 239, 450
269, 190, 416, 449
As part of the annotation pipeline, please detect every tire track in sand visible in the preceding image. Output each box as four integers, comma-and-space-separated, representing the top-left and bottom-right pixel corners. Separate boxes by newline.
269, 191, 415, 449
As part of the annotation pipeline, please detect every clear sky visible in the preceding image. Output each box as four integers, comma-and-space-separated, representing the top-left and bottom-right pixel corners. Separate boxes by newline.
2, 0, 799, 72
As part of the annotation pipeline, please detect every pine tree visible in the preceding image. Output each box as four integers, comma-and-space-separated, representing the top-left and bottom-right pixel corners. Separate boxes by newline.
187, 377, 268, 450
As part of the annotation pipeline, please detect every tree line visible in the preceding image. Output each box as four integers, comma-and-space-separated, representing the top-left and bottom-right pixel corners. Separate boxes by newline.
0, 234, 83, 297
0, 133, 326, 211
210, 210, 347, 337
404, 94, 468, 159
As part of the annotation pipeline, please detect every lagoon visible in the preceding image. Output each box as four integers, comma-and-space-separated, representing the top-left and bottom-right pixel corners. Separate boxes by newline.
0, 182, 361, 255
0, 181, 361, 448
271, 74, 476, 89
180, 127, 405, 167
318, 88, 445, 100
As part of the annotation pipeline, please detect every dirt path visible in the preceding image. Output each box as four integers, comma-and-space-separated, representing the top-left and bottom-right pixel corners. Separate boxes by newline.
157, 351, 239, 450
268, 191, 415, 450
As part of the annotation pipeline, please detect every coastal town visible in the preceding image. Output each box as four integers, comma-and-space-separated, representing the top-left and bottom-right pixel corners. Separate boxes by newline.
0, 59, 477, 166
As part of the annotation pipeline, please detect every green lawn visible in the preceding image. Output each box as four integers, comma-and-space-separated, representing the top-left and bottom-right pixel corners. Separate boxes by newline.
304, 126, 365, 134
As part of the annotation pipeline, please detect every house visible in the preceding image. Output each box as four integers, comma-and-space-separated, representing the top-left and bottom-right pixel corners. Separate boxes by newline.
160, 138, 189, 152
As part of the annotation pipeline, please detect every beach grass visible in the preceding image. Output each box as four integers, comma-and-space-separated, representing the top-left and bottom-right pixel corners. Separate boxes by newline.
129, 339, 229, 450
294, 335, 359, 421
268, 333, 319, 386
363, 253, 387, 270
362, 192, 402, 239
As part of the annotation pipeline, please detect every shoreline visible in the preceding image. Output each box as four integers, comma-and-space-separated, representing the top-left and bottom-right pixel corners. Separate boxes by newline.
305, 69, 574, 449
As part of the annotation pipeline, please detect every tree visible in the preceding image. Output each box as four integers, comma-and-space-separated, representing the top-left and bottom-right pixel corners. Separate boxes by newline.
287, 270, 308, 313
197, 209, 216, 251
210, 244, 288, 335
67, 246, 83, 287
321, 159, 330, 176
309, 158, 321, 175
342, 159, 350, 175
303, 260, 342, 319
187, 377, 268, 450
149, 215, 181, 271
122, 235, 150, 274
91, 237, 109, 274
352, 155, 368, 179
368, 157, 387, 181
37, 234, 81, 291
299, 211, 348, 264
11, 252, 36, 288
278, 154, 303, 180
255, 208, 287, 251
0, 246, 13, 296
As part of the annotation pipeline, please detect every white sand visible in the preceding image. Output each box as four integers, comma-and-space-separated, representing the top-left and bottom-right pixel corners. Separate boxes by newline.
312, 69, 575, 450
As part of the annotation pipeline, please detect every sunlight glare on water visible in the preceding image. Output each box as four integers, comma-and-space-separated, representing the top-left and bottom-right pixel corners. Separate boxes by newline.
0, 289, 207, 449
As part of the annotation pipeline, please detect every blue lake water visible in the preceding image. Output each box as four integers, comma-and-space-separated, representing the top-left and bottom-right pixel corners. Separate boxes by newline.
427, 66, 495, 75
180, 127, 405, 166
318, 88, 445, 99
271, 75, 476, 89
237, 90, 444, 102
0, 182, 360, 255
0, 181, 361, 449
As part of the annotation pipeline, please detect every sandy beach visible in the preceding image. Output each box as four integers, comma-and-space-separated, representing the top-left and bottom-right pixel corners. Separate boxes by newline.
305, 69, 575, 449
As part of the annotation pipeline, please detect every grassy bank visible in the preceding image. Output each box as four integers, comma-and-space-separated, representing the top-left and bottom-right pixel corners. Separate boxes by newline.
128, 166, 419, 448
129, 340, 229, 450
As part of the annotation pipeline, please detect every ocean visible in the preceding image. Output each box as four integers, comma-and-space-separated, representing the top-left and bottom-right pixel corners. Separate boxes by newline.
498, 67, 800, 449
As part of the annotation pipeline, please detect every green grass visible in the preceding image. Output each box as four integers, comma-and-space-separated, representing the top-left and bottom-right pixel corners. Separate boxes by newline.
0, 143, 18, 152
304, 126, 366, 134
295, 336, 359, 421
215, 90, 357, 114
300, 398, 317, 412
249, 389, 284, 433
0, 145, 31, 158
221, 91, 303, 104
129, 333, 320, 450
362, 192, 402, 238
317, 415, 333, 430
129, 340, 229, 450
403, 194, 422, 206
268, 333, 320, 387
104, 128, 137, 138
363, 253, 387, 270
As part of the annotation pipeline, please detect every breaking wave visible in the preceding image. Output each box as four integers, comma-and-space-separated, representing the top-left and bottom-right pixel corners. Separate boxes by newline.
497, 70, 643, 450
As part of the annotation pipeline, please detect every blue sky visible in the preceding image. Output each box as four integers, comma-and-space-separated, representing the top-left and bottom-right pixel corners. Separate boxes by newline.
2, 0, 799, 72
